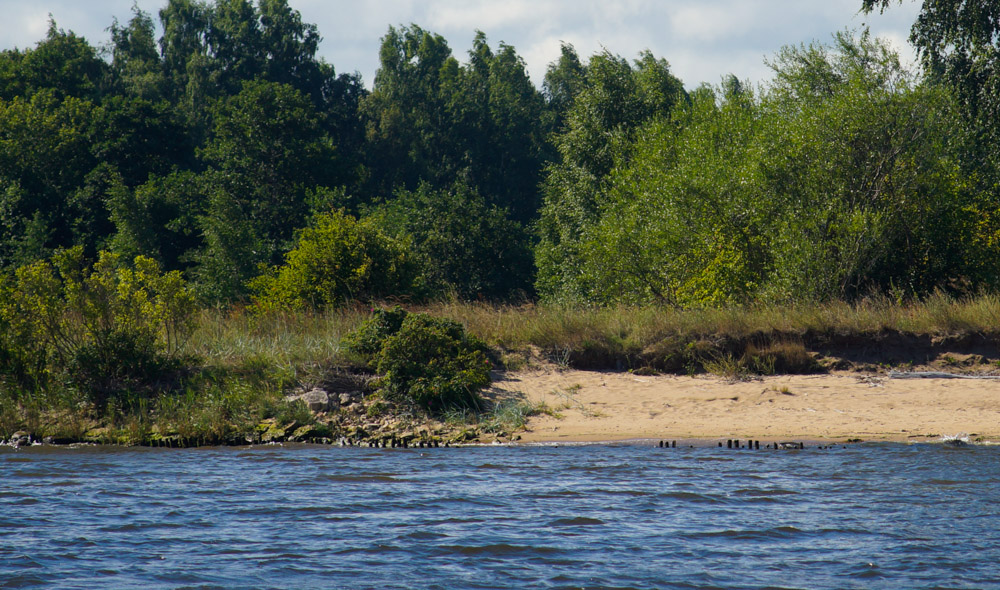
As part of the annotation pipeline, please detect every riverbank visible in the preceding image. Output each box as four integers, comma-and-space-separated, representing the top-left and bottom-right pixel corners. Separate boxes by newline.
492, 366, 1000, 443
6, 365, 999, 447
5, 296, 1000, 447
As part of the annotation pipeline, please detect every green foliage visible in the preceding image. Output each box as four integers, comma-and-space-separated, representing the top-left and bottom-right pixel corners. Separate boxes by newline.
542, 43, 587, 130
193, 79, 340, 300
541, 31, 1000, 305
0, 91, 98, 259
370, 182, 534, 301
93, 96, 192, 187
341, 306, 409, 357
2, 2, 1000, 324
107, 7, 164, 100
0, 20, 107, 101
361, 26, 547, 221
863, 0, 1000, 155
535, 48, 687, 301
345, 308, 491, 412
1, 247, 196, 403
249, 210, 419, 311
105, 170, 205, 271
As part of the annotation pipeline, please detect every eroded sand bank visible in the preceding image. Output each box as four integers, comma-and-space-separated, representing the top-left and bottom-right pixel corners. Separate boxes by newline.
491, 368, 1000, 443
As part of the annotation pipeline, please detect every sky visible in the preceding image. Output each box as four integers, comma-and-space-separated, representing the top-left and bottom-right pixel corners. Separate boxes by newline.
2, 0, 923, 90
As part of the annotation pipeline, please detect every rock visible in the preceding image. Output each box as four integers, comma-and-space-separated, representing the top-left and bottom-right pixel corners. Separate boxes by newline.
302, 388, 331, 412
451, 428, 480, 443
290, 424, 325, 441
286, 388, 330, 413
83, 427, 109, 442
339, 392, 356, 407
258, 418, 293, 442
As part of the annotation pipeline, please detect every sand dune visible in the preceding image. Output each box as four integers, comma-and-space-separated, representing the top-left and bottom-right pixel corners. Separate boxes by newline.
491, 367, 1000, 443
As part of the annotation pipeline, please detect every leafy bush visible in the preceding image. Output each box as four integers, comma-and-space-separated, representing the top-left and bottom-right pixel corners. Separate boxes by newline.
341, 306, 409, 357
1, 247, 195, 404
345, 308, 491, 412
250, 210, 420, 311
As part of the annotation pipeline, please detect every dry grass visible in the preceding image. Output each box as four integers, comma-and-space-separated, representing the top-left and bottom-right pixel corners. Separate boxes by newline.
179, 292, 1000, 375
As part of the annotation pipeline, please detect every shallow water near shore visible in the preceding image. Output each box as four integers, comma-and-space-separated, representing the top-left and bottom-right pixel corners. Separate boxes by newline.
2, 442, 999, 589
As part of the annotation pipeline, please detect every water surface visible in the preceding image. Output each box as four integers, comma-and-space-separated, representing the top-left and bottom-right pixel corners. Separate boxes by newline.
2, 442, 998, 589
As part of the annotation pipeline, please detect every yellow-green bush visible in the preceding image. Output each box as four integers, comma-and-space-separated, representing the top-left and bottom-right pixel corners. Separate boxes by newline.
250, 210, 420, 311
0, 247, 195, 403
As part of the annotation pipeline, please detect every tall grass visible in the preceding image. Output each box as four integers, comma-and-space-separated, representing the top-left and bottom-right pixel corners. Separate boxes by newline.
186, 306, 368, 370
430, 292, 1000, 347
179, 294, 1000, 373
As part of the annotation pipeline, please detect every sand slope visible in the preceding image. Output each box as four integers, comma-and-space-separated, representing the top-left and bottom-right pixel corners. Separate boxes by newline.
491, 367, 1000, 443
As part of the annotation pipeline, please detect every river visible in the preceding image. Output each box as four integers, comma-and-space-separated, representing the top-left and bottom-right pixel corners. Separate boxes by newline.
2, 442, 998, 589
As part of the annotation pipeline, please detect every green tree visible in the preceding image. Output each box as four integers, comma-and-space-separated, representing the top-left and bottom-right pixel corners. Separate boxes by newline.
542, 43, 587, 131
107, 7, 164, 99
862, 0, 1000, 149
361, 27, 547, 220
535, 49, 686, 301
192, 79, 338, 299
447, 32, 548, 221
105, 171, 206, 272
158, 0, 352, 145
361, 24, 458, 198
566, 31, 1000, 305
371, 182, 535, 300
0, 19, 107, 101
0, 91, 98, 261
158, 0, 210, 98
92, 96, 193, 188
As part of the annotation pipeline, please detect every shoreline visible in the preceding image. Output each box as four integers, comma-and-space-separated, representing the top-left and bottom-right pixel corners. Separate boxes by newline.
494, 367, 1000, 444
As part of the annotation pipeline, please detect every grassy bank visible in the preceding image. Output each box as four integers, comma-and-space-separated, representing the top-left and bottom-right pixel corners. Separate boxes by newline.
4, 293, 1000, 446
434, 292, 1000, 375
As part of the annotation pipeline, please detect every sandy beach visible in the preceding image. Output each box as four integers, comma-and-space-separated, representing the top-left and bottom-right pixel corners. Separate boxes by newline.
492, 367, 1000, 443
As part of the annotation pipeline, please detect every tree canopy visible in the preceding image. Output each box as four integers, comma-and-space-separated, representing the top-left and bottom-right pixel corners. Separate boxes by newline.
0, 2, 997, 310
862, 1, 1000, 151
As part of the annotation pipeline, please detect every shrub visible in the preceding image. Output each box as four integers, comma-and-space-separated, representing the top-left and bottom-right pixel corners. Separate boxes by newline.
2, 247, 196, 404
341, 306, 408, 357
345, 308, 491, 412
250, 210, 420, 311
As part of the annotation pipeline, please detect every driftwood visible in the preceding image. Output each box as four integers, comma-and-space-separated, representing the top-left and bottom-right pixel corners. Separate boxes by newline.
888, 371, 1000, 380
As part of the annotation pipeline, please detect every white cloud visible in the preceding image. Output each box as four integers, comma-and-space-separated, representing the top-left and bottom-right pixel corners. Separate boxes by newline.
669, 3, 761, 43
0, 0, 922, 90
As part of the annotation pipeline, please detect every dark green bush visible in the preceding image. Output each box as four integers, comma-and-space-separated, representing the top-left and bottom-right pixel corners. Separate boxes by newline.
67, 329, 175, 406
345, 308, 491, 412
342, 306, 409, 357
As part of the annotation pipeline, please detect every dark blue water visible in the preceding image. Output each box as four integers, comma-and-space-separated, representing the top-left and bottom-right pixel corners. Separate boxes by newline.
2, 442, 998, 590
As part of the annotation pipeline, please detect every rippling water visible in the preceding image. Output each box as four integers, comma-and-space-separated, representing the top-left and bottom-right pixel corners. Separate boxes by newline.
2, 442, 999, 589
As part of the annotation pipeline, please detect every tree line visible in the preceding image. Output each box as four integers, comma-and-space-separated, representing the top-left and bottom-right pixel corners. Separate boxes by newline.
1, 0, 998, 309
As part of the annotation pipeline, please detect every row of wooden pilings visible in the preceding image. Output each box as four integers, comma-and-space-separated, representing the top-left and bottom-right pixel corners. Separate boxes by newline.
657, 439, 809, 450
339, 438, 448, 448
